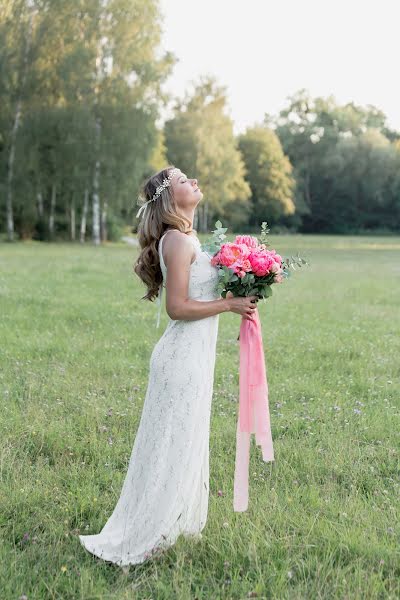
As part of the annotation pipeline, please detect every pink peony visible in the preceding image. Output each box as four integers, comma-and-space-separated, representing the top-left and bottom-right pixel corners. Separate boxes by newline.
234, 235, 259, 249
270, 249, 283, 266
270, 261, 281, 274
248, 251, 276, 276
273, 273, 284, 283
212, 243, 251, 269
230, 257, 252, 277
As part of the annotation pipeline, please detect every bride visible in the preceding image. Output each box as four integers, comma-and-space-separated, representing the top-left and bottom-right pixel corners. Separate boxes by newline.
78, 165, 258, 567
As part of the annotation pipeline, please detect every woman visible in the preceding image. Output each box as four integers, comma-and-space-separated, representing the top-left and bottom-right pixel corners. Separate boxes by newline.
78, 165, 258, 567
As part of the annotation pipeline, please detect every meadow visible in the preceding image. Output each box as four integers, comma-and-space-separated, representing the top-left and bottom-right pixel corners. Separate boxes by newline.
0, 233, 399, 599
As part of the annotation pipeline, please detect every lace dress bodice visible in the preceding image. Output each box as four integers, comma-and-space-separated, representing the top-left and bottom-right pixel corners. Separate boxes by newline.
155, 230, 220, 327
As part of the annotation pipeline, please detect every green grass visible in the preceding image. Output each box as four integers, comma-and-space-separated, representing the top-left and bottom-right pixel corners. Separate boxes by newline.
0, 234, 399, 599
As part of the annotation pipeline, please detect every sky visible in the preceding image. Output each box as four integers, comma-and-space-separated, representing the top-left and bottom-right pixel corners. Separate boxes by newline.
158, 0, 399, 135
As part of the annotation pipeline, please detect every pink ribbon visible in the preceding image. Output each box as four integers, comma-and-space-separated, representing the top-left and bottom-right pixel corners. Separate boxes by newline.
233, 306, 274, 512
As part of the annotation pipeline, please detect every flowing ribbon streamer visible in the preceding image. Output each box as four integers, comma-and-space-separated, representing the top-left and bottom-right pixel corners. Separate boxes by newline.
233, 306, 274, 512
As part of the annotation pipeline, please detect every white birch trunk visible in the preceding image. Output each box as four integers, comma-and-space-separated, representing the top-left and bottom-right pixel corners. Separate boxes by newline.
101, 198, 108, 242
37, 190, 44, 218
6, 6, 34, 241
92, 152, 101, 245
70, 195, 76, 241
201, 200, 209, 232
80, 188, 89, 243
91, 0, 109, 246
49, 183, 56, 237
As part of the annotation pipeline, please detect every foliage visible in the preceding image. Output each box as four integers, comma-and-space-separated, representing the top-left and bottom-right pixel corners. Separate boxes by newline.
238, 126, 296, 226
0, 0, 175, 241
269, 89, 400, 233
164, 76, 251, 232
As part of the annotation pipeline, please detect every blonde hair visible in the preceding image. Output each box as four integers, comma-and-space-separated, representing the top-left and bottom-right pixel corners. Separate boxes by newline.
133, 165, 197, 302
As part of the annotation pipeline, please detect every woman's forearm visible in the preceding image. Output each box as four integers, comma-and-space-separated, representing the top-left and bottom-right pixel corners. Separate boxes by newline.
168, 297, 230, 321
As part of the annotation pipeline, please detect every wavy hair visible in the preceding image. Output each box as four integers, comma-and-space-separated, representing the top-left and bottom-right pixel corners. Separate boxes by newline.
133, 165, 197, 302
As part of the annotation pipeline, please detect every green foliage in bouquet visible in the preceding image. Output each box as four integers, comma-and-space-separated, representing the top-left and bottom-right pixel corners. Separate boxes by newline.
201, 220, 310, 301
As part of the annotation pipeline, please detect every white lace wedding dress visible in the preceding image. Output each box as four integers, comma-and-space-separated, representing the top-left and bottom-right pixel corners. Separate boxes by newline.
79, 231, 220, 566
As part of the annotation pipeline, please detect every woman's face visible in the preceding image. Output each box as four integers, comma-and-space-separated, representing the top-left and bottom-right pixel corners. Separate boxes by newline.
170, 169, 203, 210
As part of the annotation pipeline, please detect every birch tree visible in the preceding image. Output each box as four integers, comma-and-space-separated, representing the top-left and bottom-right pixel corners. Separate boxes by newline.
3, 0, 34, 241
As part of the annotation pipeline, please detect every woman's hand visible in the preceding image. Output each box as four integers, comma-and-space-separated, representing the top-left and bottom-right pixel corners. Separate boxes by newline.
225, 291, 258, 321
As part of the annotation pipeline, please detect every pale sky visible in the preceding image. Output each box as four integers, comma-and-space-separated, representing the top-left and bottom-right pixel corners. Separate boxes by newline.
158, 0, 399, 135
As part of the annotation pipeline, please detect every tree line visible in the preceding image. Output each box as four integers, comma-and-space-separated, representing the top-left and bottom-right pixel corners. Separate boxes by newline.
1, 0, 399, 243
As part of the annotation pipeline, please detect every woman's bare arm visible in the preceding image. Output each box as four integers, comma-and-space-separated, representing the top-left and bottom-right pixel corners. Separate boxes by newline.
162, 231, 257, 321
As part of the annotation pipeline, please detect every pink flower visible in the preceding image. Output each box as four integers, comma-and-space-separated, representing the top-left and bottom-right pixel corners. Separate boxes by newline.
273, 273, 284, 283
248, 251, 275, 276
212, 242, 250, 269
270, 262, 281, 274
234, 235, 259, 249
231, 258, 252, 277
270, 250, 283, 266
210, 254, 219, 266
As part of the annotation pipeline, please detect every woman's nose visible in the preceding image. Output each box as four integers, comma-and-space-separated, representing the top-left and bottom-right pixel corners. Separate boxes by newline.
192, 178, 197, 186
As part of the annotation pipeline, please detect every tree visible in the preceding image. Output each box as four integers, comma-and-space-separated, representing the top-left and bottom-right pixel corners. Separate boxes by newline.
0, 0, 176, 242
238, 126, 296, 228
270, 88, 400, 232
164, 75, 251, 232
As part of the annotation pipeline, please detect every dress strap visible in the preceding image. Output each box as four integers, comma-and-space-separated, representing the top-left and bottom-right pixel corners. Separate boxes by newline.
156, 284, 163, 328
155, 231, 170, 329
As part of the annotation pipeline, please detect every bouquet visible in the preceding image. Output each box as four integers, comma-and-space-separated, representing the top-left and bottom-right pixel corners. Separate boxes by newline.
202, 221, 309, 512
202, 220, 309, 306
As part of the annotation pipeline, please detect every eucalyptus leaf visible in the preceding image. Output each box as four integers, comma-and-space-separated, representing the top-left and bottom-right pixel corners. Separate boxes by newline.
264, 285, 273, 297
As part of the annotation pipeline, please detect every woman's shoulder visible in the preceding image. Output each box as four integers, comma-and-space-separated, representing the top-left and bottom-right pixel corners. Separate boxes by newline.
162, 228, 197, 243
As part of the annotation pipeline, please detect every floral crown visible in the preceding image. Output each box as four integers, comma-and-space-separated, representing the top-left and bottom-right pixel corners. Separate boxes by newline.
136, 168, 179, 219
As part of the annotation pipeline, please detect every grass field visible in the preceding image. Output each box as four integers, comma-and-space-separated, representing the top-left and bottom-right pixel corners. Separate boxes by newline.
1, 234, 399, 599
